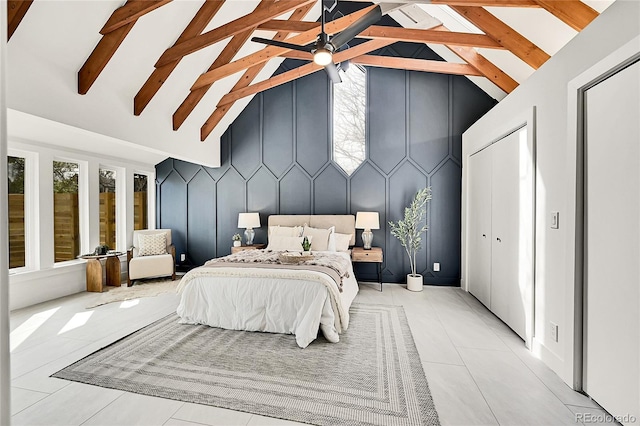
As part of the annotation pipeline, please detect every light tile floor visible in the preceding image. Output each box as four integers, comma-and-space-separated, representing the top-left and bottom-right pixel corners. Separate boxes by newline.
9, 283, 610, 426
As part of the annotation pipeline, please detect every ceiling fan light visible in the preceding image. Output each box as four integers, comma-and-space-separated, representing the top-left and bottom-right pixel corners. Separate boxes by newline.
313, 48, 333, 66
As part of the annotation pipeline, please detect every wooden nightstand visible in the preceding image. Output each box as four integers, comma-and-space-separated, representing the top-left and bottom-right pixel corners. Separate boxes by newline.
231, 244, 266, 254
351, 247, 383, 291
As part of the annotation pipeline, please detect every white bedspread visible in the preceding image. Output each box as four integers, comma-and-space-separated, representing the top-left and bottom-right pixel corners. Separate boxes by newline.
176, 251, 358, 348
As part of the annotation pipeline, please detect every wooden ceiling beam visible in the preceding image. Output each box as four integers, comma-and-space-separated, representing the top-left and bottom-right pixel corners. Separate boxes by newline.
534, 0, 598, 31
7, 0, 33, 40
173, 1, 314, 131
155, 0, 315, 67
190, 5, 379, 91
450, 5, 549, 69
258, 21, 504, 49
202, 39, 394, 140
134, 0, 227, 116
351, 55, 483, 76
78, 0, 171, 95
446, 43, 518, 92
215, 39, 393, 109
100, 0, 172, 35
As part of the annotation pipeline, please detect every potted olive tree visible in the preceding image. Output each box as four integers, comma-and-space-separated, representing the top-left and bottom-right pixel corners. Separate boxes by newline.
389, 187, 432, 292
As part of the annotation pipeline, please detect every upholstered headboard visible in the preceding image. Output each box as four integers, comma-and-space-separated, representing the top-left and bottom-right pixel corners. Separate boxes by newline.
267, 215, 356, 246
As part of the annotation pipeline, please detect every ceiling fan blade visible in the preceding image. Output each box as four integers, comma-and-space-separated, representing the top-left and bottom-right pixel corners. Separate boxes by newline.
251, 37, 311, 53
330, 5, 382, 51
324, 61, 342, 84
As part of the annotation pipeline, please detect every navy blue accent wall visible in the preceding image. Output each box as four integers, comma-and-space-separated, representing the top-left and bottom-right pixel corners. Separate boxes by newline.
156, 42, 495, 285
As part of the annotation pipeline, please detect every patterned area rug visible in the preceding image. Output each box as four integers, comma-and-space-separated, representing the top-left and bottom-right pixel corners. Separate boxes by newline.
85, 278, 179, 308
53, 304, 440, 426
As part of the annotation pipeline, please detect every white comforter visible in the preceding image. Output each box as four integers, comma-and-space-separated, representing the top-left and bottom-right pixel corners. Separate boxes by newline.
176, 251, 358, 348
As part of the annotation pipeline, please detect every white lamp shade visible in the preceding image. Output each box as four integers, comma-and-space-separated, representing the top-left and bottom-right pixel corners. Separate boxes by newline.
355, 212, 380, 230
238, 212, 260, 229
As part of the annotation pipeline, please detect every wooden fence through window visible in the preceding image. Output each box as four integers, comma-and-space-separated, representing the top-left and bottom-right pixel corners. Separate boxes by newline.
8, 192, 147, 268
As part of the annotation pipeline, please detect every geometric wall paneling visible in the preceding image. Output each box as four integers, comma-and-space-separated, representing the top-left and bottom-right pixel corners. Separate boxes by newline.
452, 77, 498, 162
263, 84, 294, 178
295, 72, 329, 177
216, 168, 246, 255
388, 161, 428, 281
313, 164, 348, 215
231, 97, 261, 180
187, 170, 216, 266
174, 159, 201, 183
156, 41, 496, 282
247, 167, 278, 244
156, 158, 174, 183
158, 170, 188, 260
426, 160, 461, 282
368, 67, 406, 175
408, 71, 450, 174
279, 166, 312, 215
350, 162, 387, 281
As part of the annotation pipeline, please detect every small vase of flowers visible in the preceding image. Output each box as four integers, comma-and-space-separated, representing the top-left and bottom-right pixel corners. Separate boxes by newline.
232, 233, 242, 247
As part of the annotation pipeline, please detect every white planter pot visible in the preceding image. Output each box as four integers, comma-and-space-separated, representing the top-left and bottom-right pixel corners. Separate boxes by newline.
233, 241, 241, 247
407, 274, 423, 292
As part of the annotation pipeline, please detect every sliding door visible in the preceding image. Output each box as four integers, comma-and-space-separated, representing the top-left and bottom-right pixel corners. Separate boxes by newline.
584, 60, 639, 424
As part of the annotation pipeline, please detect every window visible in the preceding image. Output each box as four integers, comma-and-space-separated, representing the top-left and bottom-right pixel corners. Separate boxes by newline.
133, 173, 148, 230
99, 168, 116, 249
332, 64, 366, 175
8, 156, 26, 268
53, 161, 80, 262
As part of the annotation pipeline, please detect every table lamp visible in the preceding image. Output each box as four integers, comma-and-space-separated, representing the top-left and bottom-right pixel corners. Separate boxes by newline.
355, 212, 379, 250
238, 212, 260, 245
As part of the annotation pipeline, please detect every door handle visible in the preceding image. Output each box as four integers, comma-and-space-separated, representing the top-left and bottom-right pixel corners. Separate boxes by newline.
496, 237, 501, 242
482, 234, 486, 238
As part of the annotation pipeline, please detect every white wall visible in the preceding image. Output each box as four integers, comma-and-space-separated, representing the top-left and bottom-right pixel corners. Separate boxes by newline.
461, 0, 640, 387
7, 136, 156, 311
0, 1, 11, 423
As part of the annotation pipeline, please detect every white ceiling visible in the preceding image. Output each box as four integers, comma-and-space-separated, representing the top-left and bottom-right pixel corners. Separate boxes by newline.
5, 0, 616, 167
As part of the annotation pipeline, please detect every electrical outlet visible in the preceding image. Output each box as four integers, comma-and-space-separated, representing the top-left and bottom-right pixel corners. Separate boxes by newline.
180, 253, 186, 262
551, 211, 560, 229
550, 322, 558, 342
433, 262, 440, 272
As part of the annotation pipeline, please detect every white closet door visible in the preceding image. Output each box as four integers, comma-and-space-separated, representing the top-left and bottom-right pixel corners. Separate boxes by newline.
468, 147, 493, 307
490, 129, 532, 340
584, 61, 639, 424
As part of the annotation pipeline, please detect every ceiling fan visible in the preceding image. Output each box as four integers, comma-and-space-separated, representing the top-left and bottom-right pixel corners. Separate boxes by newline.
251, 1, 382, 83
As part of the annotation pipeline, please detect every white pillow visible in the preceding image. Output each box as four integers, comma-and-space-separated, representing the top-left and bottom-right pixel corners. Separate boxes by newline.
266, 235, 312, 251
268, 225, 303, 238
137, 233, 167, 256
302, 226, 332, 251
331, 233, 352, 252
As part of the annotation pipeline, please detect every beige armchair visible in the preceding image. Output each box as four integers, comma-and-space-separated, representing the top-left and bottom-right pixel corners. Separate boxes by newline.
127, 229, 176, 286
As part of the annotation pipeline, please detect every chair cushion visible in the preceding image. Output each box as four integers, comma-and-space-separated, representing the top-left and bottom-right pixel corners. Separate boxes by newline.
129, 254, 174, 280
138, 233, 167, 256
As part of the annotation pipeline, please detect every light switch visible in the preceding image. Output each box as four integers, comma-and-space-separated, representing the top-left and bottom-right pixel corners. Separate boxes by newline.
433, 262, 440, 272
551, 211, 559, 229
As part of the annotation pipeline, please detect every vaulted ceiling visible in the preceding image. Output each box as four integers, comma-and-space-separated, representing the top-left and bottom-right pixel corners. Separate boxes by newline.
6, 0, 614, 166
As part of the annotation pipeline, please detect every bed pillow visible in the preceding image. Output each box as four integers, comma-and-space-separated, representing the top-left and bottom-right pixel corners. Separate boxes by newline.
268, 225, 303, 238
302, 226, 332, 251
332, 233, 353, 252
137, 233, 167, 256
266, 235, 312, 251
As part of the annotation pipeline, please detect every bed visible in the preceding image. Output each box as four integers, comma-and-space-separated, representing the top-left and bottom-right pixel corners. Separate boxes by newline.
176, 215, 359, 348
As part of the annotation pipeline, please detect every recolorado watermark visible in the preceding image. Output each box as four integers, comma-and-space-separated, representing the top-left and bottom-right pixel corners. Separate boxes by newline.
575, 412, 637, 424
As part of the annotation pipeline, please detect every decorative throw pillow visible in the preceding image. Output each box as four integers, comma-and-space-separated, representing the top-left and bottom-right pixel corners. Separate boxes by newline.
333, 233, 353, 252
268, 225, 303, 238
266, 235, 312, 251
302, 226, 332, 251
137, 233, 167, 256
